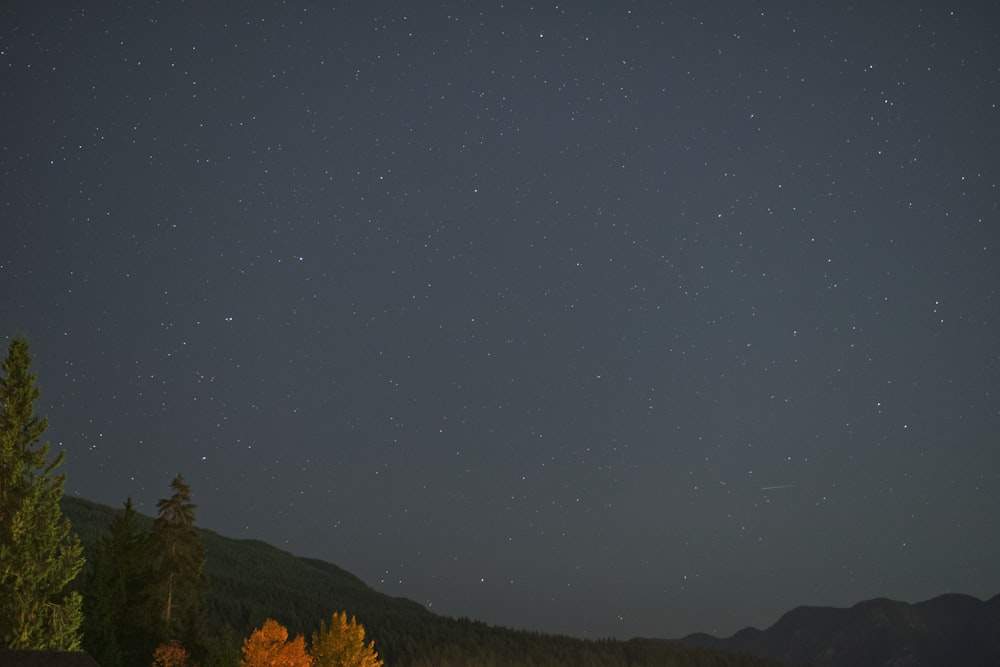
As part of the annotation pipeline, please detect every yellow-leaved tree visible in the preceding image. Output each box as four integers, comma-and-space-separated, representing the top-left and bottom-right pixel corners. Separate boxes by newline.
310, 612, 382, 667
240, 619, 312, 667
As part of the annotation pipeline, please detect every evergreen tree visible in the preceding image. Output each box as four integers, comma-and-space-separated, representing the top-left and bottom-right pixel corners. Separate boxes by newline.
203, 625, 242, 667
0, 335, 85, 649
311, 612, 382, 667
139, 474, 208, 659
82, 497, 144, 667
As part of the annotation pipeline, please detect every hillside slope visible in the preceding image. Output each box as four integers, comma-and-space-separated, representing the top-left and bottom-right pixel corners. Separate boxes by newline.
63, 496, 782, 667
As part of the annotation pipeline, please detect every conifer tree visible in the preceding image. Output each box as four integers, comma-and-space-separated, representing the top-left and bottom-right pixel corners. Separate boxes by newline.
140, 474, 208, 658
0, 335, 84, 649
311, 612, 383, 667
82, 497, 144, 667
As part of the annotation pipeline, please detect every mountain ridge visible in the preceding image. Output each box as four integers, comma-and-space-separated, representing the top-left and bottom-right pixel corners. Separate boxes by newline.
674, 592, 1000, 667
63, 494, 998, 666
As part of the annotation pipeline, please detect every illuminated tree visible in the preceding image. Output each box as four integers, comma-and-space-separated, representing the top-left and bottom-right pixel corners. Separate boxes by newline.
310, 612, 382, 667
240, 619, 312, 667
0, 335, 84, 649
152, 639, 197, 667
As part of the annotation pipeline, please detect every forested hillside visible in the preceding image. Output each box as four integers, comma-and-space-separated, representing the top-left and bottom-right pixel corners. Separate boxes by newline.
63, 496, 783, 667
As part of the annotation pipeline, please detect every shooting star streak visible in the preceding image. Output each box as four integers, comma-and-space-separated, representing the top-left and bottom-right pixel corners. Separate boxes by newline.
760, 484, 797, 491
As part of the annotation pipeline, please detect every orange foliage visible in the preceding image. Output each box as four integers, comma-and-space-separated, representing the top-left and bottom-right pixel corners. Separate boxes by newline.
240, 618, 313, 667
152, 640, 196, 667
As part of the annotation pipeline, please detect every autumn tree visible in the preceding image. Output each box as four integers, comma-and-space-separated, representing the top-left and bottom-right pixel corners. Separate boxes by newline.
138, 474, 208, 658
311, 612, 382, 667
152, 639, 197, 667
0, 335, 84, 649
82, 497, 145, 667
240, 619, 312, 667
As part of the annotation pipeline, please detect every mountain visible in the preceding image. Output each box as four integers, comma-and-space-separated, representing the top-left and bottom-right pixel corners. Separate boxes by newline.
62, 496, 782, 667
675, 593, 1000, 667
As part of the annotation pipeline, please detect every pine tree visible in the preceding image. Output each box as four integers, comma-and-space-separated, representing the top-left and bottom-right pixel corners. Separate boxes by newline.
139, 474, 208, 659
82, 497, 144, 667
311, 612, 383, 667
0, 335, 85, 649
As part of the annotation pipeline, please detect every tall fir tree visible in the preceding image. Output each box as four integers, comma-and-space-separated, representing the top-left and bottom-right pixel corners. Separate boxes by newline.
139, 474, 208, 660
82, 497, 144, 667
0, 335, 84, 649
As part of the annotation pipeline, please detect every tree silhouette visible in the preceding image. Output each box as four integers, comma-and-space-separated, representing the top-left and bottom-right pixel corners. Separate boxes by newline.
139, 474, 208, 659
82, 497, 144, 667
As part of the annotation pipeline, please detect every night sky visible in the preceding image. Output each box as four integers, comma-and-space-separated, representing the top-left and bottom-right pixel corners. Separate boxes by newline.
3, 1, 999, 640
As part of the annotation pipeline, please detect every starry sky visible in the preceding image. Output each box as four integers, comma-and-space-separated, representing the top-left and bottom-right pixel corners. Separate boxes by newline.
2, 1, 999, 641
